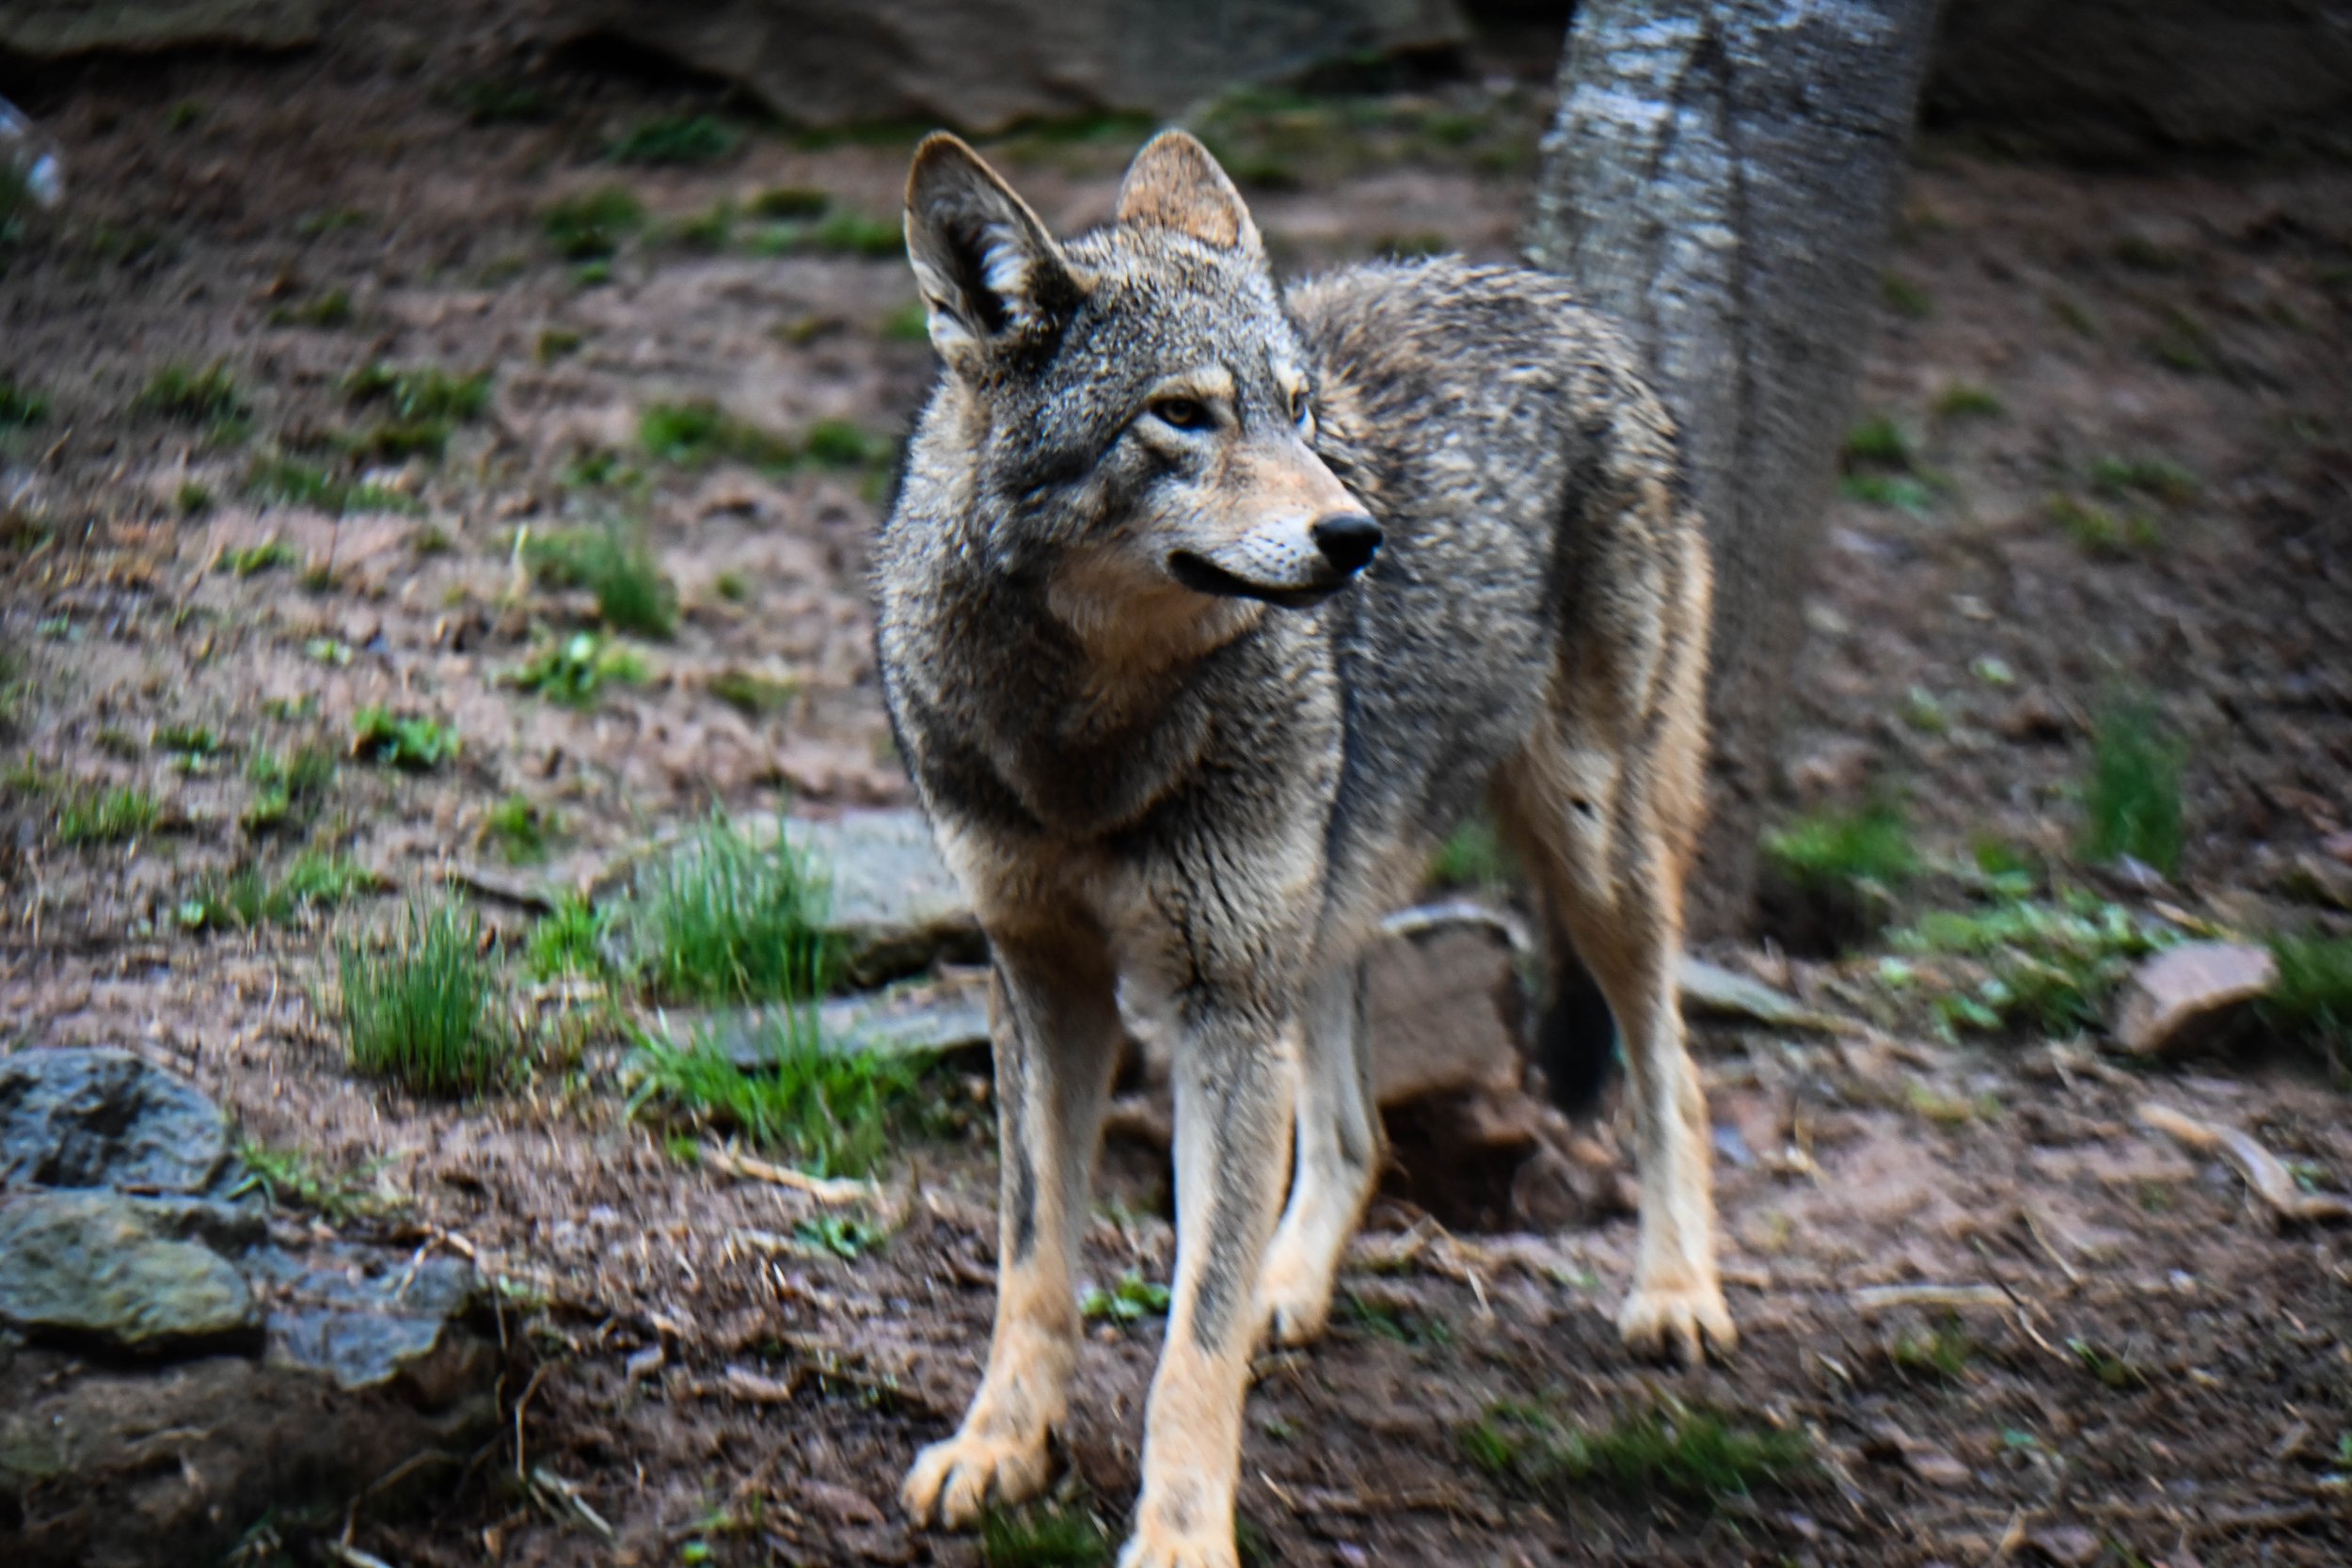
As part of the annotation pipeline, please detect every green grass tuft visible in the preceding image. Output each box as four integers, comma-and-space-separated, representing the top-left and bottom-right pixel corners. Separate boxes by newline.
707, 667, 797, 718
745, 208, 904, 259
230, 1136, 392, 1225
628, 812, 831, 1005
55, 784, 161, 846
339, 900, 518, 1097
180, 850, 379, 931
2080, 696, 2184, 875
1893, 889, 2177, 1037
267, 288, 353, 329
0, 374, 47, 427
979, 1501, 1114, 1568
1081, 1270, 1171, 1325
483, 792, 560, 864
1428, 813, 1512, 892
2090, 455, 2199, 506
1842, 415, 1913, 470
524, 890, 614, 981
638, 399, 798, 472
1763, 798, 1916, 895
2048, 493, 2160, 558
151, 722, 230, 758
243, 742, 336, 830
543, 185, 645, 261
246, 455, 418, 516
881, 301, 932, 342
609, 114, 740, 166
627, 1016, 924, 1180
507, 629, 648, 707
218, 538, 299, 578
1461, 1399, 1813, 1506
1933, 382, 2003, 420
352, 705, 459, 770
803, 418, 888, 470
2263, 933, 2352, 1075
525, 523, 678, 639
134, 361, 249, 425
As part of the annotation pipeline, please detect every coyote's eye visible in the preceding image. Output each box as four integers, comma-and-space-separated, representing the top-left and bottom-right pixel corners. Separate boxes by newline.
1151, 397, 1212, 433
1290, 388, 1313, 430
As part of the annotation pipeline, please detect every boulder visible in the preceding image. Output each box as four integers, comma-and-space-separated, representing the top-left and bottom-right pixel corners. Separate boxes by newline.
536, 0, 1467, 133
0, 1047, 503, 1568
0, 0, 320, 57
0, 1046, 230, 1194
791, 810, 985, 988
2112, 942, 2278, 1058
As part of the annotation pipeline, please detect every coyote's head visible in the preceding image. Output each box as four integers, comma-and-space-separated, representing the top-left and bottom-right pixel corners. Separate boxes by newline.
901, 131, 1378, 657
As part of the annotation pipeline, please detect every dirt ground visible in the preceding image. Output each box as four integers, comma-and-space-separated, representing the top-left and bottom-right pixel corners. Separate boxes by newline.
3, 18, 2350, 1568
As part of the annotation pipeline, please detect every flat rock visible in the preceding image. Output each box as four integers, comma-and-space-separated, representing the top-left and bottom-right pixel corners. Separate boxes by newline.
712, 973, 993, 1070
788, 811, 986, 988
1677, 956, 1825, 1031
0, 1189, 261, 1354
0, 1046, 230, 1194
2112, 942, 2278, 1058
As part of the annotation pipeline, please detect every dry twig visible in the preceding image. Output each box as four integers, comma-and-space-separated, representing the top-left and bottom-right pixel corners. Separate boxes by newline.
2137, 1103, 2352, 1226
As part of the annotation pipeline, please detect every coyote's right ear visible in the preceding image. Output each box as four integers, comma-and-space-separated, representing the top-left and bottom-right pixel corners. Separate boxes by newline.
904, 134, 1088, 371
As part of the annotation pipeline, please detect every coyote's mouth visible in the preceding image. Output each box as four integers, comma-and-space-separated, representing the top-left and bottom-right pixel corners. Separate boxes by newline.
1168, 550, 1353, 610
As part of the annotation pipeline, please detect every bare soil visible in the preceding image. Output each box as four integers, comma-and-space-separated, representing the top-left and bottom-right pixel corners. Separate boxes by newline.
3, 21, 2349, 1568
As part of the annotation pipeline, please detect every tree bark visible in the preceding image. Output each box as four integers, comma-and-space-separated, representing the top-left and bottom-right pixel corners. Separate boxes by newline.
1524, 0, 1941, 939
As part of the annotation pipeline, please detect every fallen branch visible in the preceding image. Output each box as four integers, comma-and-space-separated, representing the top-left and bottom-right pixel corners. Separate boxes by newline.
2137, 1103, 2352, 1227
1851, 1283, 2012, 1316
704, 1145, 877, 1205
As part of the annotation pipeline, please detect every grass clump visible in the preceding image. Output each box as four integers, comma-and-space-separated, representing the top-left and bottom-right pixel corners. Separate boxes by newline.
343, 360, 492, 459
638, 399, 797, 471
543, 185, 644, 261
1893, 889, 2178, 1038
246, 455, 417, 516
339, 900, 518, 1098
1763, 799, 1916, 895
0, 374, 47, 427
2048, 493, 2159, 558
626, 1017, 923, 1180
230, 1136, 390, 1225
180, 850, 379, 931
979, 1501, 1114, 1568
609, 114, 739, 166
133, 361, 249, 425
745, 208, 903, 260
506, 629, 648, 707
2080, 696, 2184, 875
267, 288, 353, 328
2263, 934, 2352, 1076
482, 792, 560, 864
1460, 1399, 1813, 1506
218, 537, 299, 578
151, 722, 230, 759
2090, 455, 2199, 506
1888, 1317, 1975, 1382
747, 185, 829, 220
1082, 1270, 1172, 1325
55, 784, 161, 846
1933, 382, 2003, 420
628, 812, 830, 1005
351, 706, 458, 771
1428, 813, 1511, 893
524, 890, 613, 981
707, 667, 796, 718
525, 523, 678, 638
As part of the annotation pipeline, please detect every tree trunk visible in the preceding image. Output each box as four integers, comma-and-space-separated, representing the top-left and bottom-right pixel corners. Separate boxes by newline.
1524, 0, 1941, 939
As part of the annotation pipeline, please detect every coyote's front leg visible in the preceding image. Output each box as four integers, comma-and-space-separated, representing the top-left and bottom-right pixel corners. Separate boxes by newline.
1120, 996, 1298, 1568
902, 934, 1121, 1526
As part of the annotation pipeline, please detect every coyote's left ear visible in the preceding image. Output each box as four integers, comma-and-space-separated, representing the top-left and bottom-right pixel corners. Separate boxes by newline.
904, 133, 1090, 371
1115, 130, 1262, 255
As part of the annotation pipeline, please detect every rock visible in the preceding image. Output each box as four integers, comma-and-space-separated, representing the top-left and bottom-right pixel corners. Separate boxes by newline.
0, 0, 320, 57
0, 1190, 262, 1354
1366, 904, 1528, 1107
0, 1045, 231, 1194
713, 973, 993, 1070
1678, 956, 1828, 1031
539, 0, 1467, 134
2112, 942, 2278, 1058
790, 811, 986, 988
1926, 0, 2352, 156
0, 1048, 502, 1568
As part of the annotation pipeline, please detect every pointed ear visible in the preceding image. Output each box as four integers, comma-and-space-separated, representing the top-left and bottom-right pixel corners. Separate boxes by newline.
904, 133, 1087, 369
1115, 130, 1261, 254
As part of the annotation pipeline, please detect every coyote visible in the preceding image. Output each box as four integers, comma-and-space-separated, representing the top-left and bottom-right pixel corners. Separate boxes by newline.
879, 130, 1731, 1566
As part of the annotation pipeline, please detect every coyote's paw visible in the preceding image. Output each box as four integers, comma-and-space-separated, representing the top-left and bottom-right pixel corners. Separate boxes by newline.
1117, 1516, 1240, 1568
1253, 1236, 1338, 1348
900, 1426, 1054, 1528
1617, 1277, 1737, 1366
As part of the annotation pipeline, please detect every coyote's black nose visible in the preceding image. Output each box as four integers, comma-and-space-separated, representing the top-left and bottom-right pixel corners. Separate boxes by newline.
1311, 512, 1383, 575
